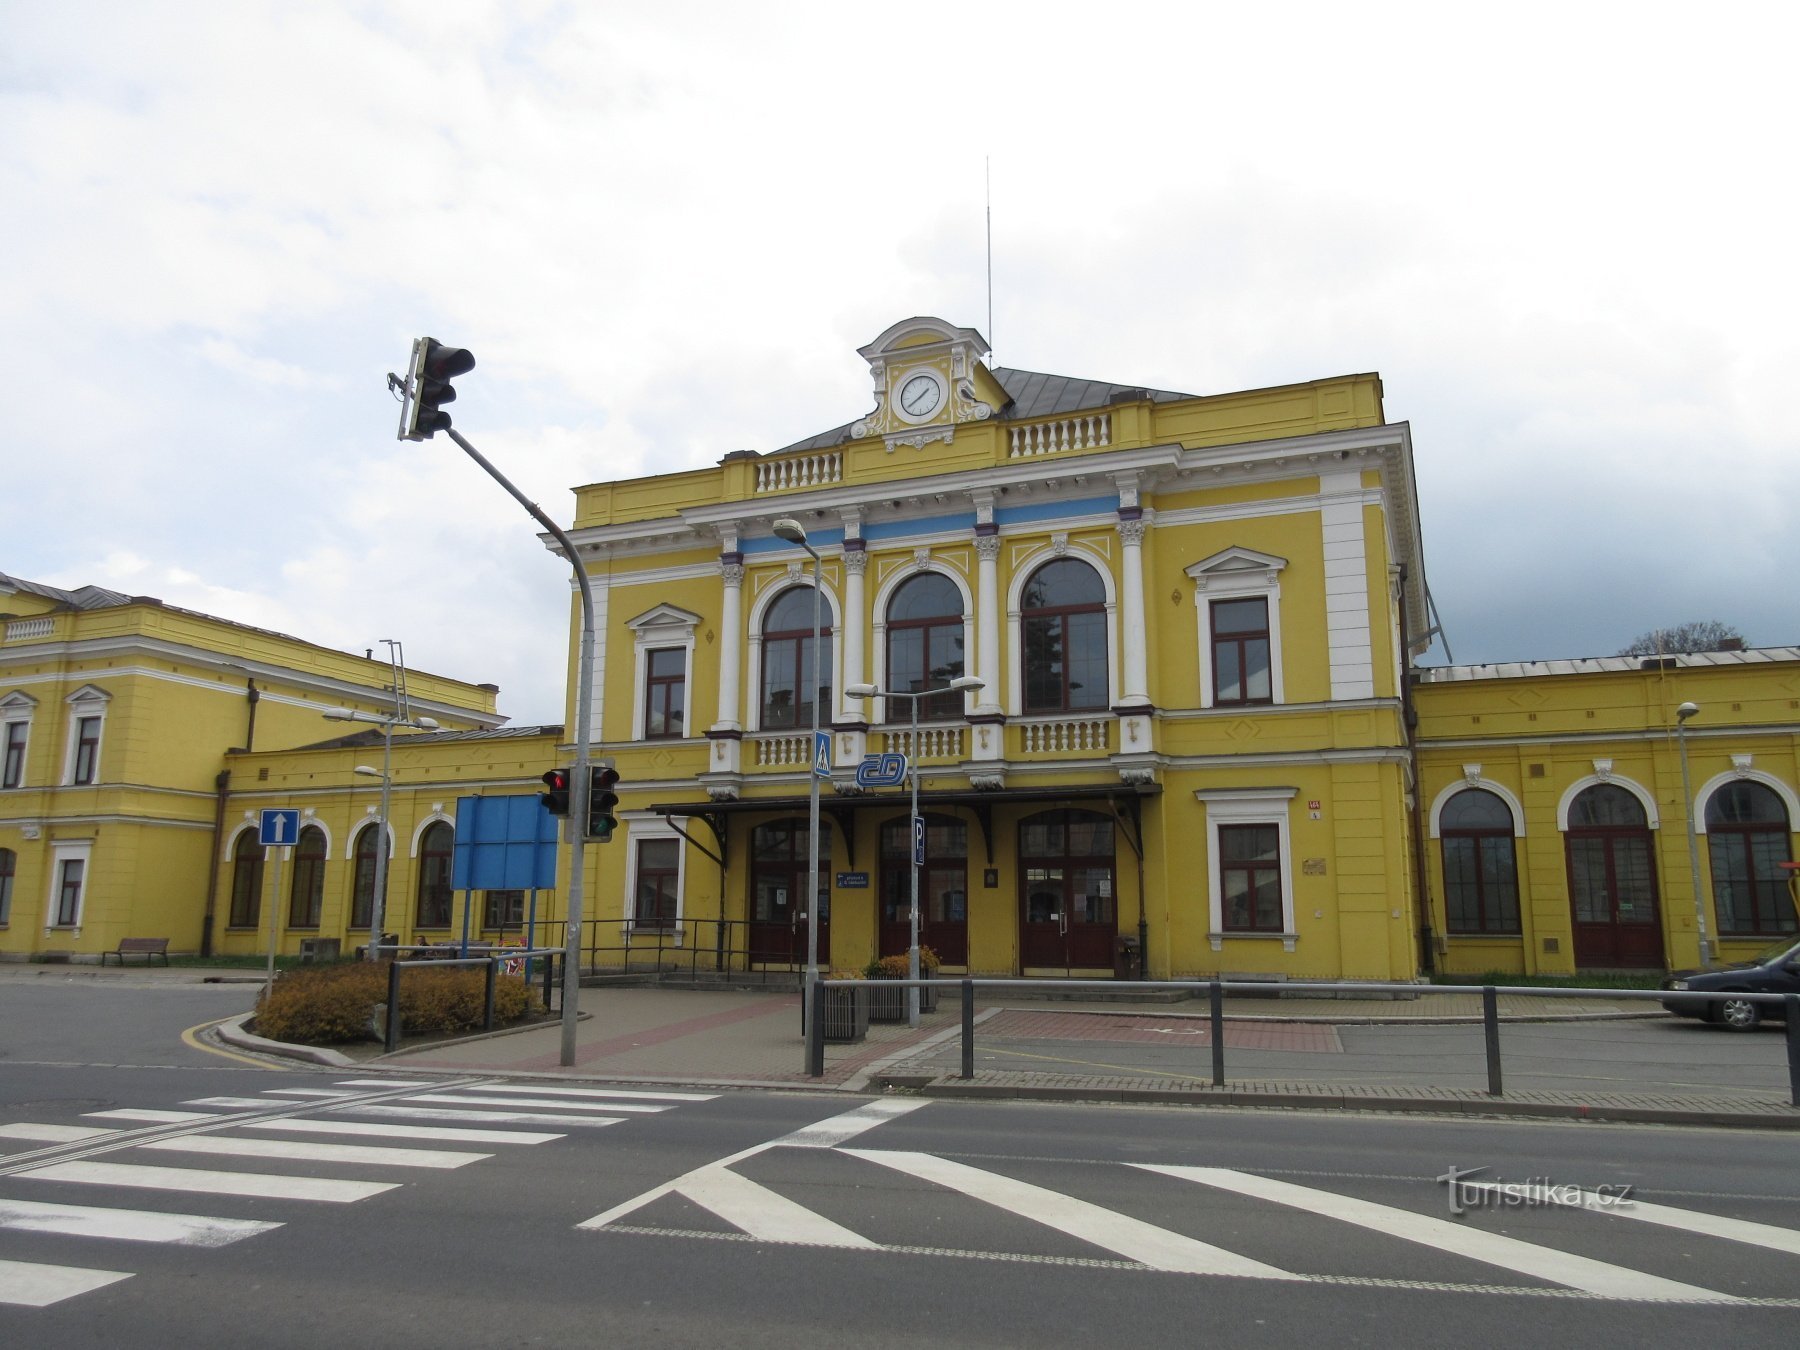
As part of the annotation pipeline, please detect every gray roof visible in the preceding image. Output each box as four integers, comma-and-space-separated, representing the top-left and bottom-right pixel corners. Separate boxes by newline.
1415, 647, 1800, 683
773, 366, 1196, 455
0, 572, 137, 611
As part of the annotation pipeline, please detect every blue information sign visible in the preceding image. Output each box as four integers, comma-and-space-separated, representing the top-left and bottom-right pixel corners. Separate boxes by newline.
855, 753, 908, 789
913, 815, 926, 866
812, 731, 833, 780
451, 795, 561, 891
835, 871, 869, 889
258, 809, 301, 848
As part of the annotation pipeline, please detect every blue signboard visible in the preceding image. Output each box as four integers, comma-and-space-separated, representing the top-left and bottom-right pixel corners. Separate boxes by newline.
913, 814, 926, 866
835, 871, 869, 889
812, 731, 833, 780
451, 795, 560, 891
258, 809, 301, 847
855, 753, 908, 789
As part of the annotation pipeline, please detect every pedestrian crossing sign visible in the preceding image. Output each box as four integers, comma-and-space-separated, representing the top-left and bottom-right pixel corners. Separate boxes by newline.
813, 731, 832, 779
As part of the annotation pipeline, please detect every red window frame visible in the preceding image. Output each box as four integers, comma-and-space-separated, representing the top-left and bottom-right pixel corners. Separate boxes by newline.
72, 716, 101, 785
644, 647, 687, 739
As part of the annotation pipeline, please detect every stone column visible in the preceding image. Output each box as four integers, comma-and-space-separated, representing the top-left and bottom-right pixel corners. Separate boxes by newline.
841, 543, 868, 720
974, 528, 1003, 715
707, 552, 746, 781
1117, 511, 1150, 708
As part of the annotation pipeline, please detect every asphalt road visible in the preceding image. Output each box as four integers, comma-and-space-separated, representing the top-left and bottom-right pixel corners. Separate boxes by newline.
3, 982, 1797, 1346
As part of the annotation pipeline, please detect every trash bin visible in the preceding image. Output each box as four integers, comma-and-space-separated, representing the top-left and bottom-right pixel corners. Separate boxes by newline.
1114, 934, 1142, 980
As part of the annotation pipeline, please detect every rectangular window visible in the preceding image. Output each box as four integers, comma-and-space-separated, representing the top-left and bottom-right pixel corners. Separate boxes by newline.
484, 890, 525, 928
3, 722, 25, 788
0, 848, 14, 924
1211, 598, 1271, 705
634, 838, 680, 928
55, 859, 84, 926
1219, 824, 1283, 932
1442, 836, 1521, 934
72, 716, 101, 784
644, 648, 686, 738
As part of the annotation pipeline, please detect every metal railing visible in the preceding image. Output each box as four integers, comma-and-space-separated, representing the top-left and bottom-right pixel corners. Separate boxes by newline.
521, 917, 818, 985
805, 977, 1800, 1105
375, 944, 563, 1054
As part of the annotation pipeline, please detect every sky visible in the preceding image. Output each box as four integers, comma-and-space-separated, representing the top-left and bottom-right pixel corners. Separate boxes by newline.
5, 1, 1796, 727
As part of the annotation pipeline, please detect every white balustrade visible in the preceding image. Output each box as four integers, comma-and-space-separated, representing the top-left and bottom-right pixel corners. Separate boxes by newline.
755, 451, 844, 493
1008, 413, 1111, 458
877, 726, 965, 761
4, 617, 55, 641
1017, 717, 1113, 755
752, 734, 811, 767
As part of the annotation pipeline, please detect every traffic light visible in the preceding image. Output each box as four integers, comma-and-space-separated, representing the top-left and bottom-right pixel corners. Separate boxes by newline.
588, 765, 620, 842
402, 337, 476, 440
540, 767, 572, 817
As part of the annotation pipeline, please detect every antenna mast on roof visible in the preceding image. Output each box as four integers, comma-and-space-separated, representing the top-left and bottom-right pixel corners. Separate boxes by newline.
985, 156, 995, 362
381, 638, 411, 722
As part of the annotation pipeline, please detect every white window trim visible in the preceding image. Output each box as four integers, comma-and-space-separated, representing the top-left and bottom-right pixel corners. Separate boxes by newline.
867, 561, 977, 724
746, 573, 843, 735
626, 604, 702, 741
1, 691, 36, 790
1427, 773, 1526, 839
63, 684, 111, 786
622, 815, 685, 938
1187, 548, 1287, 710
1555, 774, 1659, 832
46, 839, 91, 932
1004, 541, 1119, 718
1691, 767, 1800, 835
1196, 788, 1297, 951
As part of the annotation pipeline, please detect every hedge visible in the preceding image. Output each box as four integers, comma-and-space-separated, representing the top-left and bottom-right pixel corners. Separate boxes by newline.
254, 960, 532, 1045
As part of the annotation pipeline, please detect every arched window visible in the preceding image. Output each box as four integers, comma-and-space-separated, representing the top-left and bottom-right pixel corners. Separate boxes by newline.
228, 830, 264, 928
761, 587, 832, 730
1440, 790, 1520, 935
1021, 559, 1107, 713
350, 823, 384, 931
287, 826, 326, 928
0, 847, 14, 925
885, 573, 965, 720
1706, 782, 1797, 935
1565, 783, 1662, 969
415, 821, 454, 928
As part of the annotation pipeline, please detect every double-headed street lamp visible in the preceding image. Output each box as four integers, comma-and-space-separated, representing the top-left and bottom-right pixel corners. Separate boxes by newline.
770, 518, 826, 1052
324, 707, 438, 958
1675, 701, 1711, 966
846, 674, 985, 1027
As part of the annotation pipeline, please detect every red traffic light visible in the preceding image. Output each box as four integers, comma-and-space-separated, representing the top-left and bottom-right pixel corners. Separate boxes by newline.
539, 767, 572, 817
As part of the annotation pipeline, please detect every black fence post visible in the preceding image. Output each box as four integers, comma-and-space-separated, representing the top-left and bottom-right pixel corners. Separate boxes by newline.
961, 979, 975, 1080
1209, 981, 1225, 1088
483, 957, 498, 1031
542, 951, 555, 1011
384, 960, 402, 1054
1786, 994, 1800, 1108
806, 980, 826, 1078
1483, 986, 1503, 1097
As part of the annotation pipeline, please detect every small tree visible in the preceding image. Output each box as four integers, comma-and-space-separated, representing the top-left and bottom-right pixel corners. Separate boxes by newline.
1617, 620, 1746, 657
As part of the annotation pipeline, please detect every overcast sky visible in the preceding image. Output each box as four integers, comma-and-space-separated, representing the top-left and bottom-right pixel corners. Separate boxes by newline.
6, 1, 1795, 727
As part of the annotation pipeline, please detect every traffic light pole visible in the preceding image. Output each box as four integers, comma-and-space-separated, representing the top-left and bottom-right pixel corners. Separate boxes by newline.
445, 428, 593, 1068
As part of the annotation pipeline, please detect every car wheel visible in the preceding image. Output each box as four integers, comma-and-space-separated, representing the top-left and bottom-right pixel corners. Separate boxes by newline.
1712, 995, 1761, 1031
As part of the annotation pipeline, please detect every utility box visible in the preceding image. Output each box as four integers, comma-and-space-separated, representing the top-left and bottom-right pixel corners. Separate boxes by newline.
298, 937, 341, 963
1114, 934, 1142, 980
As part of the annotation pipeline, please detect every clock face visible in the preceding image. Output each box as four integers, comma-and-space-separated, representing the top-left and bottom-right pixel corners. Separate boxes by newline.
898, 371, 945, 421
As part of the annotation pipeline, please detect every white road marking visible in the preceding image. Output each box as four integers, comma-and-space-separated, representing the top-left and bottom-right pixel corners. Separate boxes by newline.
679, 1166, 880, 1248
579, 1099, 929, 1231
847, 1150, 1295, 1280
258, 1089, 366, 1099
1465, 1182, 1800, 1258
444, 1084, 717, 1102
16, 1160, 400, 1204
330, 1104, 624, 1129
1140, 1165, 1736, 1303
0, 1124, 121, 1143
0, 1257, 132, 1307
240, 1118, 561, 1145
181, 1097, 295, 1109
0, 1198, 280, 1246
399, 1093, 669, 1114
86, 1109, 220, 1124
138, 1135, 490, 1170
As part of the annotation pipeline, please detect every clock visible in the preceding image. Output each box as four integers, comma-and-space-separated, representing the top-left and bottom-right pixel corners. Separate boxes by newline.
895, 370, 946, 423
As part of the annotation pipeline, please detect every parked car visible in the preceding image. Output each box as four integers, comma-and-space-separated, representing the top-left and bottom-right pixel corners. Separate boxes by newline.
1660, 937, 1800, 1029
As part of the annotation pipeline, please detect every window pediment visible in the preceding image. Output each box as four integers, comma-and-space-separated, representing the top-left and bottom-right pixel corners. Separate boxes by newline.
627, 603, 702, 636
1185, 547, 1288, 588
64, 683, 112, 707
1, 691, 38, 713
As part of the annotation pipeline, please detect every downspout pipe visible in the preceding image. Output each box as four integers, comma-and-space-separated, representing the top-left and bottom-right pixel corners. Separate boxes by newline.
1396, 566, 1437, 976
201, 768, 230, 957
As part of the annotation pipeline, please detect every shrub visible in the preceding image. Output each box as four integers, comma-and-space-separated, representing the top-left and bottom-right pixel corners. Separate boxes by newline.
254, 960, 533, 1044
864, 946, 940, 979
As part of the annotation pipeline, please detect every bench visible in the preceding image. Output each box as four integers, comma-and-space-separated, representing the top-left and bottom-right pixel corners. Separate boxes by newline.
103, 937, 171, 967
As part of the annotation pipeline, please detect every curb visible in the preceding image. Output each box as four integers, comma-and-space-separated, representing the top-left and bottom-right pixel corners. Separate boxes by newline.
214, 1013, 357, 1067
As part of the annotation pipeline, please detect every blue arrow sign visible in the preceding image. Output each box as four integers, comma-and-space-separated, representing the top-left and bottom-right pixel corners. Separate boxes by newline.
813, 730, 833, 780
855, 753, 908, 789
259, 808, 301, 848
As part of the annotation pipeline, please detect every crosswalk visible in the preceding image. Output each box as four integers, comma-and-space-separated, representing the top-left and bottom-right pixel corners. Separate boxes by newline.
0, 1076, 715, 1308
579, 1100, 1800, 1307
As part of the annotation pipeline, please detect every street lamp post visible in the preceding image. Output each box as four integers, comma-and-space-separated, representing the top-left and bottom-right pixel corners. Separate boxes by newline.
846, 675, 985, 1027
1675, 701, 1711, 966
771, 519, 825, 1055
324, 707, 438, 958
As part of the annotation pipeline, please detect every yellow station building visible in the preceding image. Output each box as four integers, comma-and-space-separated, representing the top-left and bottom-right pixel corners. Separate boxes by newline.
3, 316, 1795, 980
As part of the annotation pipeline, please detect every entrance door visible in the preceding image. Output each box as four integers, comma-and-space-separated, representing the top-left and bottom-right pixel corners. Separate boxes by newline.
1018, 809, 1116, 972
1565, 785, 1664, 969
748, 819, 830, 967
879, 815, 968, 966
